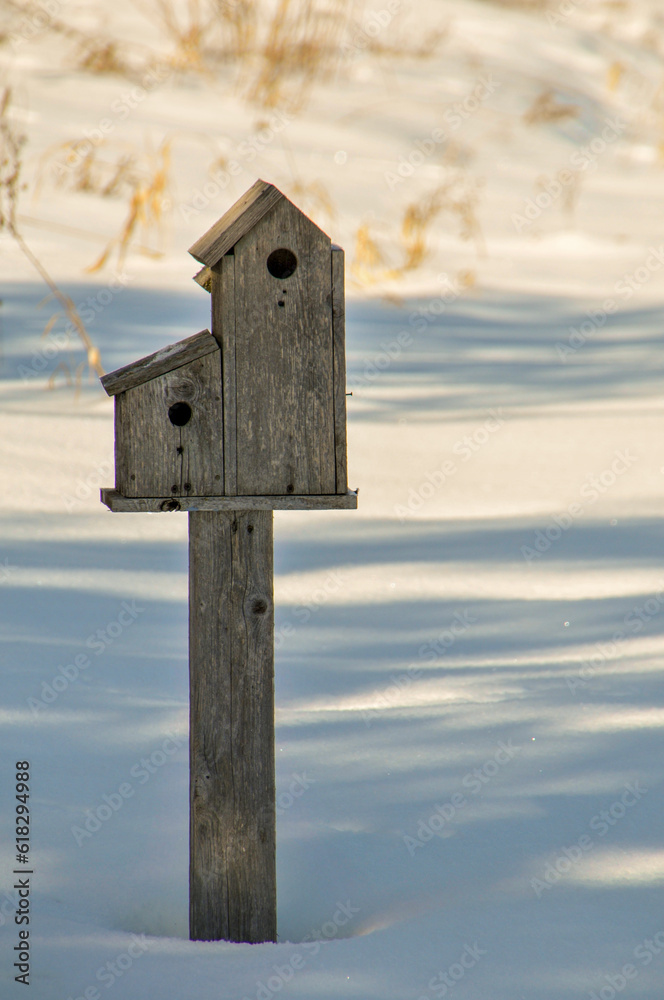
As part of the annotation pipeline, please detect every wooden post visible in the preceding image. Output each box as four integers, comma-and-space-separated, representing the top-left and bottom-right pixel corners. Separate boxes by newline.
100, 179, 358, 945
189, 510, 276, 942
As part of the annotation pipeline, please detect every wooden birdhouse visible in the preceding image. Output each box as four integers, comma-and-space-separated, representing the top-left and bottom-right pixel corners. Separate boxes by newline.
98, 180, 358, 944
101, 179, 355, 513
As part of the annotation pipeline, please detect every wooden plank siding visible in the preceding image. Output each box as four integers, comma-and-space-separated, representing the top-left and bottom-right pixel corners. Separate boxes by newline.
115, 351, 223, 497
232, 197, 336, 495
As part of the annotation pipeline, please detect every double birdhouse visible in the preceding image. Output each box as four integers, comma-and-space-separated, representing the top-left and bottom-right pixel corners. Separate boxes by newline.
99, 180, 357, 944
101, 179, 356, 512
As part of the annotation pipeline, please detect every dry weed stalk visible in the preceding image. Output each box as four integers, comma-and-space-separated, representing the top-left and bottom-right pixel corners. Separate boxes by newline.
246, 0, 354, 109
141, 0, 212, 70
5, 0, 139, 78
524, 89, 580, 126
86, 138, 172, 273
352, 169, 484, 286
351, 223, 386, 286
361, 19, 448, 59
397, 174, 484, 275
6, 0, 438, 114
37, 136, 172, 272
0, 88, 103, 385
607, 60, 625, 92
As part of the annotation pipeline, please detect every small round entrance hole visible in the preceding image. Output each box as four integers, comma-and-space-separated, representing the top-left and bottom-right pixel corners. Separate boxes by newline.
267, 248, 297, 279
168, 401, 192, 426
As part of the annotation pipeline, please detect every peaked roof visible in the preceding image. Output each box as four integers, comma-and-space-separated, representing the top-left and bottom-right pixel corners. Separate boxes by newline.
188, 179, 283, 267
101, 329, 217, 396
189, 179, 330, 269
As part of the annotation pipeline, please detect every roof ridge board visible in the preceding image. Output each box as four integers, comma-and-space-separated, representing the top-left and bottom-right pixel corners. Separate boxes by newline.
188, 179, 283, 267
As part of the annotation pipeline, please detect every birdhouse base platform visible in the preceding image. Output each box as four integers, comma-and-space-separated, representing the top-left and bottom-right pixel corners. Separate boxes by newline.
100, 488, 358, 513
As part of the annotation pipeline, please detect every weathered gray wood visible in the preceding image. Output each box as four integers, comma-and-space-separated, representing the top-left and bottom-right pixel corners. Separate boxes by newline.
101, 329, 217, 396
115, 351, 223, 496
100, 181, 359, 947
189, 510, 275, 943
100, 487, 358, 512
212, 255, 237, 495
233, 196, 336, 495
189, 180, 283, 267
331, 245, 348, 494
193, 266, 213, 292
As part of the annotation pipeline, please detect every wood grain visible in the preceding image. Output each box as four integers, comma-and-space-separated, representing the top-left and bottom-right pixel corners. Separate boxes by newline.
233, 196, 336, 495
115, 351, 224, 496
331, 245, 348, 494
100, 488, 358, 511
212, 254, 237, 495
189, 509, 276, 942
101, 329, 217, 396
189, 180, 283, 267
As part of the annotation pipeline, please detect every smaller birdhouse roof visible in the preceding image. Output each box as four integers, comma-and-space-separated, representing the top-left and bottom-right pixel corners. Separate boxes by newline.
101, 329, 217, 396
188, 179, 326, 269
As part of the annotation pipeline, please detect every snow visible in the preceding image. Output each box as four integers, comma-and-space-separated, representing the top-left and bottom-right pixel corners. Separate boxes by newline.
3, 0, 664, 996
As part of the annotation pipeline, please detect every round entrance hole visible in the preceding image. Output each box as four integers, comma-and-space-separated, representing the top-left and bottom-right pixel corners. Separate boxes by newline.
168, 401, 192, 426
267, 248, 297, 279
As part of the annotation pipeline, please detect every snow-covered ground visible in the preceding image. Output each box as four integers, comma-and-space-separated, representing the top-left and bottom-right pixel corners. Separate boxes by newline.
3, 0, 664, 997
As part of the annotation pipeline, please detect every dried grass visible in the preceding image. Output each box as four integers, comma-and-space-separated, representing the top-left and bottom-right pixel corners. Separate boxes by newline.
607, 60, 625, 92
86, 138, 172, 273
351, 222, 386, 286
244, 0, 354, 110
523, 89, 580, 126
5, 0, 446, 117
351, 167, 484, 286
5, 0, 139, 78
0, 87, 103, 385
37, 136, 171, 272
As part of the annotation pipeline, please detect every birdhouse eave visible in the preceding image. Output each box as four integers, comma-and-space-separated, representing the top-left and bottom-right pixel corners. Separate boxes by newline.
100, 328, 218, 396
